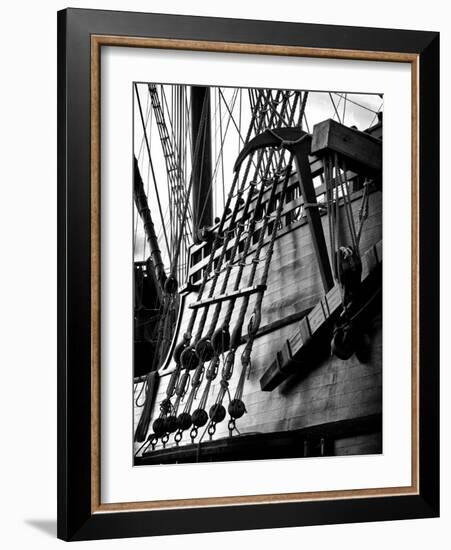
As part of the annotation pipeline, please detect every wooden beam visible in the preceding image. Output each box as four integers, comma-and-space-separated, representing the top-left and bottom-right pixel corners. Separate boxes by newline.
311, 118, 382, 176
260, 240, 382, 391
292, 136, 334, 292
188, 284, 266, 309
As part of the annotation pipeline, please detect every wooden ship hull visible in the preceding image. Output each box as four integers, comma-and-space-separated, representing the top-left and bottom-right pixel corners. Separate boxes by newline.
133, 86, 383, 465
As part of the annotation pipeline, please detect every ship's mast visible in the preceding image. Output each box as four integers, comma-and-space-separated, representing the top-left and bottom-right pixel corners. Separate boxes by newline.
191, 86, 213, 242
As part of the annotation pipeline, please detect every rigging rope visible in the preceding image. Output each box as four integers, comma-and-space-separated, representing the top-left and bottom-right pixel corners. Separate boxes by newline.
135, 87, 210, 442
135, 84, 170, 258
197, 89, 240, 228
225, 92, 309, 423
152, 90, 210, 365
322, 150, 365, 361
180, 90, 269, 350
329, 93, 342, 123
149, 85, 192, 254
190, 92, 288, 360
204, 91, 307, 432
149, 90, 268, 441
168, 90, 292, 436
221, 92, 301, 349
167, 91, 274, 434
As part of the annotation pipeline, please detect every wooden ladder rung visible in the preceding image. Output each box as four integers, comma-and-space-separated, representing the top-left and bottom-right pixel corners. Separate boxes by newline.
188, 284, 267, 310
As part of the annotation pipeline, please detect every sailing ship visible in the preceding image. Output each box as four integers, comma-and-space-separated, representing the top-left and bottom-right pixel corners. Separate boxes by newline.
133, 84, 383, 465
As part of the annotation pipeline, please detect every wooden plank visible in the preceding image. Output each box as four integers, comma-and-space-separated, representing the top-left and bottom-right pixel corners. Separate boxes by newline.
244, 387, 375, 426
260, 239, 382, 391
293, 136, 334, 292
246, 358, 382, 406
247, 372, 382, 411
188, 284, 266, 309
334, 433, 382, 456
137, 413, 382, 465
311, 118, 382, 175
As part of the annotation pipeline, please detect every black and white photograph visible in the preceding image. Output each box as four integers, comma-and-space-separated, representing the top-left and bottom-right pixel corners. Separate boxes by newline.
0, 0, 445, 546
132, 83, 383, 465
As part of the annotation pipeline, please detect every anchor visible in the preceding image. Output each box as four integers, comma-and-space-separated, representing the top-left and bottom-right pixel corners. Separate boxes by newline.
234, 127, 334, 293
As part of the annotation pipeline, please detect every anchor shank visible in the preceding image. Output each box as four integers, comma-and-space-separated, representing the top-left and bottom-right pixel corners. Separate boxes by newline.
290, 137, 334, 292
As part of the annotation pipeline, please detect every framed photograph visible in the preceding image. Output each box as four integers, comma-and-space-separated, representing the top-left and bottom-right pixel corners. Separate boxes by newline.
57, 8, 439, 541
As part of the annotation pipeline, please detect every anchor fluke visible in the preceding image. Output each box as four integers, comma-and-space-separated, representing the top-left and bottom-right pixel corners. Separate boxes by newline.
233, 127, 308, 172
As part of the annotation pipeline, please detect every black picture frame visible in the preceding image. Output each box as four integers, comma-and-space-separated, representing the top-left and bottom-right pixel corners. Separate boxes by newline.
57, 8, 439, 541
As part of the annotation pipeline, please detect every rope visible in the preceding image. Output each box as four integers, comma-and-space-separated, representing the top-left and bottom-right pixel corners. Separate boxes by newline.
197, 357, 220, 411
159, 86, 193, 223
184, 91, 267, 341
197, 90, 240, 226
266, 128, 306, 146
225, 92, 302, 350
325, 155, 337, 278
192, 97, 211, 239
329, 92, 342, 124
231, 92, 309, 405
334, 155, 358, 254
146, 92, 210, 439
357, 179, 371, 244
134, 378, 147, 407
333, 93, 380, 115
150, 91, 268, 444
241, 165, 291, 353
168, 89, 296, 441
186, 90, 273, 346
135, 84, 170, 257
169, 91, 281, 440
200, 90, 292, 345
209, 91, 307, 426
170, 89, 210, 278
